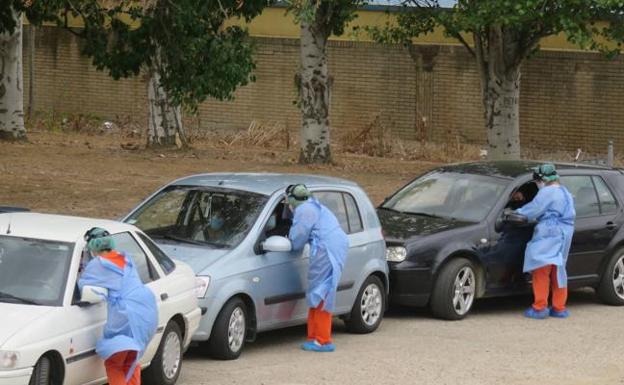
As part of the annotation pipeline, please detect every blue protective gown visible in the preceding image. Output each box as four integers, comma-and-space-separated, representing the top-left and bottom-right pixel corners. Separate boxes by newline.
517, 185, 576, 287
78, 252, 158, 381
289, 198, 349, 312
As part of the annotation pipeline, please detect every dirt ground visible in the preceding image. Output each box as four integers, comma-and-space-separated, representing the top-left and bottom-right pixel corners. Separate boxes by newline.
2, 132, 623, 385
0, 131, 435, 219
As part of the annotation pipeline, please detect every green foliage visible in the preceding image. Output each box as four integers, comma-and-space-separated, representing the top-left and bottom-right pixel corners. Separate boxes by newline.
2, 0, 271, 111
369, 1, 624, 62
286, 0, 363, 37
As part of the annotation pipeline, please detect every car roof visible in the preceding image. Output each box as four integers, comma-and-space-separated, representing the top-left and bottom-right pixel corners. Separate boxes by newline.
0, 213, 137, 243
437, 161, 614, 179
168, 173, 359, 195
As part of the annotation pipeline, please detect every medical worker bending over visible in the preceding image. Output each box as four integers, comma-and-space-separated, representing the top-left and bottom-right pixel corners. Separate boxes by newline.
79, 228, 158, 385
287, 184, 349, 352
515, 164, 576, 319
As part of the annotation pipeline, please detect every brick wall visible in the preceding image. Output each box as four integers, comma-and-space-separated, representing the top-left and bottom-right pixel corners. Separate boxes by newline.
23, 26, 624, 153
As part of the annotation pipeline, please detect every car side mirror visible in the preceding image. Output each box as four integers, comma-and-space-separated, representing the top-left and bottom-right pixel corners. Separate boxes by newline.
80, 285, 108, 305
261, 236, 292, 253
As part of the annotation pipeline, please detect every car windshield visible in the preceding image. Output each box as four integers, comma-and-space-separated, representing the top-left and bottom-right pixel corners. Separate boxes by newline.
382, 172, 508, 222
0, 235, 73, 306
126, 186, 269, 249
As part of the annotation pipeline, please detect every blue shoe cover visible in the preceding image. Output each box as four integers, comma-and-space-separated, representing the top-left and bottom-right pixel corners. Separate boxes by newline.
301, 340, 318, 351
549, 308, 570, 318
301, 340, 335, 352
524, 307, 549, 319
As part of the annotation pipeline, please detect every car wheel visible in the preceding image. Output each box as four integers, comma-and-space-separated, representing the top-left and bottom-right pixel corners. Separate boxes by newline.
142, 321, 183, 385
344, 275, 385, 334
597, 248, 624, 305
205, 297, 247, 360
430, 258, 477, 320
29, 356, 51, 385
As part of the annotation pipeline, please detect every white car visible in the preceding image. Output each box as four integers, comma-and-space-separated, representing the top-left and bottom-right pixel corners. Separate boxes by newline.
0, 213, 202, 385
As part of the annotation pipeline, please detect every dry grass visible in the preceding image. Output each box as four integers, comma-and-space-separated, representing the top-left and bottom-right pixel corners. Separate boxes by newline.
216, 120, 291, 150
338, 115, 482, 163
25, 112, 623, 167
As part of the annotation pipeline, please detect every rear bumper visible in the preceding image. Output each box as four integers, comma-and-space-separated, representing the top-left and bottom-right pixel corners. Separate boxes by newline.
0, 367, 32, 385
183, 307, 203, 349
389, 263, 433, 307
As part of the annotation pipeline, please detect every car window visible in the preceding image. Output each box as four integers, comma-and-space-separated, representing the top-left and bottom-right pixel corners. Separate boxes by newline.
593, 176, 618, 215
314, 191, 350, 233
127, 186, 268, 249
138, 232, 176, 275
382, 172, 507, 222
111, 232, 158, 283
0, 236, 73, 306
344, 193, 364, 233
131, 188, 187, 233
561, 176, 600, 218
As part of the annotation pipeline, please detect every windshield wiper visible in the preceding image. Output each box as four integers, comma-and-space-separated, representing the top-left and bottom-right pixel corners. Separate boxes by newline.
378, 206, 400, 213
156, 234, 229, 248
0, 291, 42, 305
404, 211, 442, 219
155, 234, 205, 246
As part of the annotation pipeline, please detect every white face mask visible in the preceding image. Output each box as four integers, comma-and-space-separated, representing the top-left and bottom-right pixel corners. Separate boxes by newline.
536, 181, 545, 190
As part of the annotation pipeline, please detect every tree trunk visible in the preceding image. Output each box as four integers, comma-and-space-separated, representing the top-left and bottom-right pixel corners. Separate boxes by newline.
474, 29, 522, 161
146, 65, 187, 148
298, 20, 332, 164
482, 68, 521, 160
0, 10, 25, 141
27, 25, 35, 120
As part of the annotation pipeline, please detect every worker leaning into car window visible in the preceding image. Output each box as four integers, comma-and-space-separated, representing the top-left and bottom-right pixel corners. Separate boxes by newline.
286, 184, 349, 352
515, 164, 576, 319
79, 228, 158, 385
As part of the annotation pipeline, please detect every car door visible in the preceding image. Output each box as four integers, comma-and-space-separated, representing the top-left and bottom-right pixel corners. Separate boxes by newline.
561, 175, 623, 280
64, 248, 108, 385
313, 190, 363, 313
108, 232, 166, 364
254, 197, 309, 327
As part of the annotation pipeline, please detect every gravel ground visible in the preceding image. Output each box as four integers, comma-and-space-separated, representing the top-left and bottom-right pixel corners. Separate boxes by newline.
178, 289, 623, 385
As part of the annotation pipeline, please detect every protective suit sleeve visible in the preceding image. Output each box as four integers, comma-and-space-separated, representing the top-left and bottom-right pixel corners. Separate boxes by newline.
516, 188, 552, 221
289, 204, 319, 251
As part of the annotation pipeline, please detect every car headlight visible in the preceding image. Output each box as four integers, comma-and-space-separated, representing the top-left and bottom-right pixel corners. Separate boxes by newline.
195, 276, 211, 299
0, 351, 20, 369
386, 246, 407, 262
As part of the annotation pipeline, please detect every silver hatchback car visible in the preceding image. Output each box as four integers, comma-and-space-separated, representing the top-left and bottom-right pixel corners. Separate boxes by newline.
124, 173, 388, 359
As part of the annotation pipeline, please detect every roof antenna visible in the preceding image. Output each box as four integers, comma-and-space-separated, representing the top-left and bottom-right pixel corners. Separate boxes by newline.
574, 148, 582, 164
6, 214, 12, 235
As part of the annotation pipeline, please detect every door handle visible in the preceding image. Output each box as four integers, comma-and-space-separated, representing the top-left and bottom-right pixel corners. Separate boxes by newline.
606, 222, 617, 231
160, 293, 169, 301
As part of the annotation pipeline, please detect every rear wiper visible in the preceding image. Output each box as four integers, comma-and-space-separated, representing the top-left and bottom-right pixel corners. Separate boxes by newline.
0, 291, 42, 305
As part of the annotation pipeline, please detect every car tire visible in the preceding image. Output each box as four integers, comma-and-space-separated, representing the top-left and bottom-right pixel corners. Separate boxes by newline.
344, 275, 385, 334
142, 321, 183, 385
205, 297, 248, 360
29, 356, 51, 385
430, 258, 477, 320
597, 248, 624, 306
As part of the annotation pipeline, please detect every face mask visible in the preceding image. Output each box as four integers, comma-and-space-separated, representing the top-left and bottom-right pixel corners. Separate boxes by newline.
267, 215, 277, 229
536, 181, 545, 190
210, 215, 224, 231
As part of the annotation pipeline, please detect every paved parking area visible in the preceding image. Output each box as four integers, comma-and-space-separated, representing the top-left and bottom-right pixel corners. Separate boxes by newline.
177, 289, 623, 385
